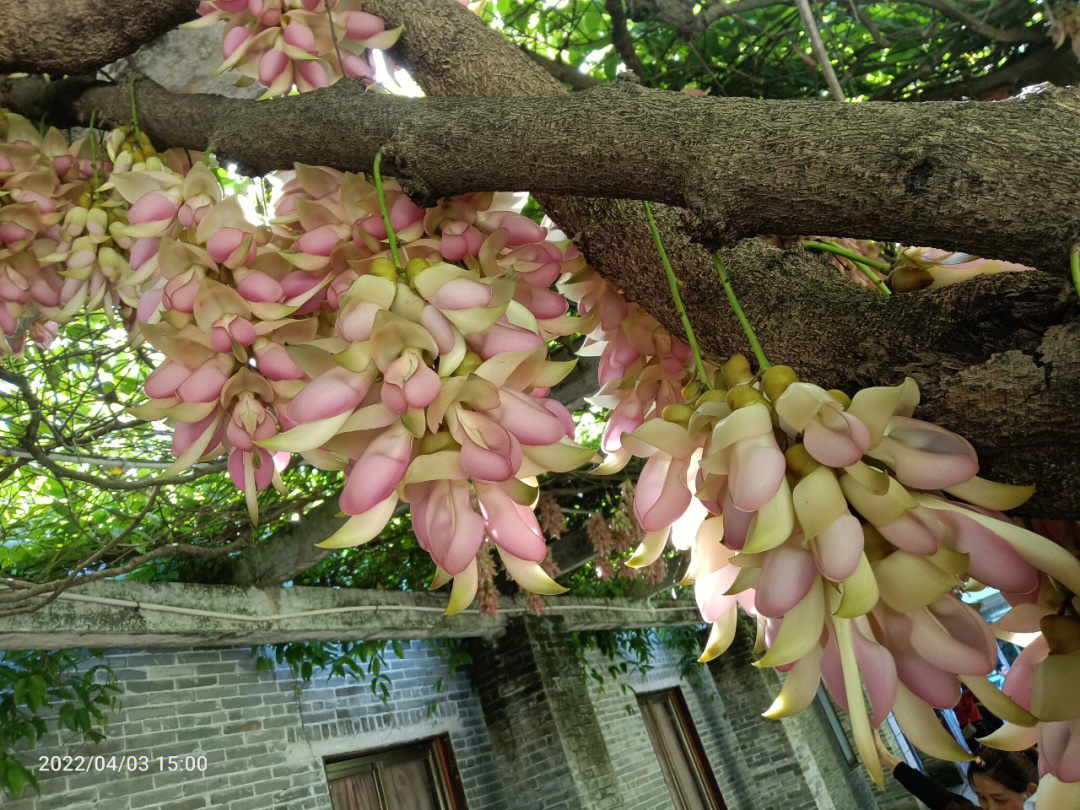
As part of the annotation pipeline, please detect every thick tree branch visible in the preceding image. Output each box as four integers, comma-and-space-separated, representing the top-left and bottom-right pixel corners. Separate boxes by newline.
5, 71, 1080, 513
0, 0, 200, 75
5, 74, 1078, 276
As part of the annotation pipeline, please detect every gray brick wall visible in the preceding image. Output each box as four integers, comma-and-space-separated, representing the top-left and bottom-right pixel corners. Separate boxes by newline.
466, 619, 582, 810
4, 620, 926, 810
4, 641, 506, 810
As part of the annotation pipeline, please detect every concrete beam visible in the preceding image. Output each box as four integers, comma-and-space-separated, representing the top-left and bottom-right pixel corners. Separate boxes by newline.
0, 581, 699, 650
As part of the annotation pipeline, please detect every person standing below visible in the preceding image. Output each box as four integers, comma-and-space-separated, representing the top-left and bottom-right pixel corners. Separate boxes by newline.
875, 732, 1040, 810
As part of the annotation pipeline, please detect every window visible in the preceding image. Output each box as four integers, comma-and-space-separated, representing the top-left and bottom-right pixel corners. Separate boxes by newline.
637, 688, 726, 810
324, 736, 467, 810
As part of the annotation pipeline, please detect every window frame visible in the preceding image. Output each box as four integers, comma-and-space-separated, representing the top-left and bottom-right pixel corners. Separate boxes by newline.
324, 734, 468, 810
637, 687, 727, 810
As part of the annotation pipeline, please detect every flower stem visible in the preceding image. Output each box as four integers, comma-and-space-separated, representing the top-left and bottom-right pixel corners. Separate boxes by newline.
801, 239, 892, 295
641, 201, 712, 388
324, 0, 345, 77
1071, 243, 1080, 301
88, 108, 100, 188
712, 254, 771, 371
373, 152, 403, 270
129, 77, 141, 142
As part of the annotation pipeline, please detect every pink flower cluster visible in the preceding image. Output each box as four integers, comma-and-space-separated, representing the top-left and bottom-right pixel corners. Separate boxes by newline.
0, 111, 200, 354
3, 109, 598, 613
115, 159, 596, 612
561, 276, 1080, 791
190, 0, 402, 97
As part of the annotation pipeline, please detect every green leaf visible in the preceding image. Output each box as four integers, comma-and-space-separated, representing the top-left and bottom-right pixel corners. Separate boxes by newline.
27, 675, 47, 711
5, 759, 27, 798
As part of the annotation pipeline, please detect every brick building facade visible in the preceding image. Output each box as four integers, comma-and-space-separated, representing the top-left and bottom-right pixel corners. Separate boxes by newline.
6, 618, 922, 810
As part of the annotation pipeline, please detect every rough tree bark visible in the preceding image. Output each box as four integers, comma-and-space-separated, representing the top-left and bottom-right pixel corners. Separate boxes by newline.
6, 75, 1078, 273
2, 0, 1080, 517
0, 0, 200, 75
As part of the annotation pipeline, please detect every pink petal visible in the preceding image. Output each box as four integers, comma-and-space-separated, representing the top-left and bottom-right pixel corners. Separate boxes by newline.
440, 234, 468, 262
389, 194, 423, 231
420, 305, 456, 354
256, 342, 305, 381
470, 322, 544, 359
477, 484, 547, 562
339, 425, 412, 515
634, 453, 691, 532
344, 10, 385, 40
492, 390, 566, 446
804, 415, 863, 468
853, 625, 898, 727
722, 494, 753, 550
296, 225, 340, 257
812, 514, 864, 581
878, 510, 940, 555
128, 192, 178, 225
206, 228, 247, 264
540, 399, 575, 438
425, 481, 484, 575
129, 237, 160, 272
282, 22, 316, 53
286, 367, 371, 423
296, 60, 329, 90
1002, 635, 1049, 712
937, 507, 1040, 595
403, 364, 440, 409
222, 25, 250, 58
176, 359, 229, 403
729, 440, 786, 512
236, 270, 285, 303
433, 277, 492, 310
881, 417, 979, 489
754, 542, 816, 618
172, 411, 218, 458
337, 300, 381, 343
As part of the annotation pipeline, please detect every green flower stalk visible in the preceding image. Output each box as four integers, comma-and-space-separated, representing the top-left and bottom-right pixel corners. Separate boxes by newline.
802, 240, 892, 295
642, 201, 712, 389
373, 152, 403, 270
712, 254, 771, 372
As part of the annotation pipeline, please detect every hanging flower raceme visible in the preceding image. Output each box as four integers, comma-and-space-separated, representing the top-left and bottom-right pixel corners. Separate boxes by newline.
567, 257, 1080, 792
115, 162, 595, 613
0, 108, 211, 353
189, 0, 402, 97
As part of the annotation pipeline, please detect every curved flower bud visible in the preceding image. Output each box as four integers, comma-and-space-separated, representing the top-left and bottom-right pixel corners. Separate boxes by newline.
793, 466, 864, 581
254, 339, 306, 381
286, 365, 374, 424
381, 348, 441, 414
416, 479, 485, 576
774, 382, 869, 468
867, 416, 979, 490
451, 408, 523, 482
340, 421, 413, 516
490, 389, 567, 446
176, 357, 234, 403
469, 320, 545, 360
475, 483, 548, 562
634, 452, 692, 532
